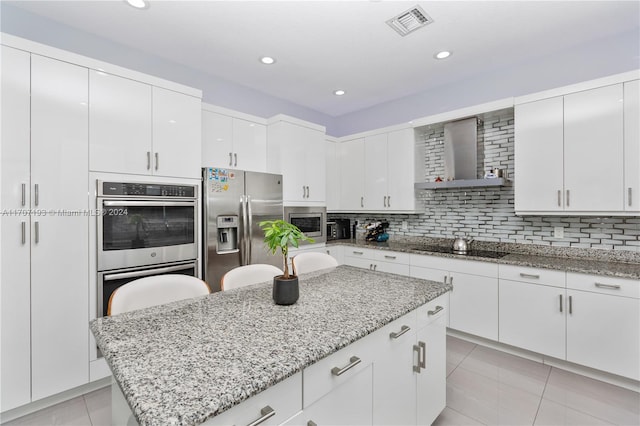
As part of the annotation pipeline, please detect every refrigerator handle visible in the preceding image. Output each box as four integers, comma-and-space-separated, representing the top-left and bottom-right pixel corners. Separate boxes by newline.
241, 195, 249, 265
247, 195, 253, 264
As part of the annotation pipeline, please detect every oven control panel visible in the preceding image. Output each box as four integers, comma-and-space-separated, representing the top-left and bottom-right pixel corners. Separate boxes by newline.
100, 181, 196, 198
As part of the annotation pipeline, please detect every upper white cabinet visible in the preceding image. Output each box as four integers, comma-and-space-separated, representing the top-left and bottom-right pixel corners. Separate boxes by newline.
90, 71, 201, 178
1, 48, 89, 411
326, 138, 340, 210
202, 105, 267, 172
267, 115, 326, 205
515, 80, 638, 215
334, 127, 417, 213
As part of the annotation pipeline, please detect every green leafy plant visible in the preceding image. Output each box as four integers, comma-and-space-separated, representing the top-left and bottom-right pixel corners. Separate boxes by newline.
259, 220, 314, 278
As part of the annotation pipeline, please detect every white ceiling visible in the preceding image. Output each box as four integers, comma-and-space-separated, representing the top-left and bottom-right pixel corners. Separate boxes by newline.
6, 1, 640, 117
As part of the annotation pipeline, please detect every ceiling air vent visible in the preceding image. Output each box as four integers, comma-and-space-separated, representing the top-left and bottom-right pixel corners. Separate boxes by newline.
386, 5, 433, 37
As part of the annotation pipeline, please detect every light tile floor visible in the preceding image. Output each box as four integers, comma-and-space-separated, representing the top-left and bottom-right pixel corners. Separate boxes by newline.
5, 336, 639, 425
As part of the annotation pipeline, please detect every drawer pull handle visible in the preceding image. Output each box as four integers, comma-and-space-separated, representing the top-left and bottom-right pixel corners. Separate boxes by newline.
384, 255, 397, 260
557, 189, 561, 207
353, 251, 363, 255
566, 189, 570, 207
34, 183, 39, 206
234, 153, 238, 167
246, 405, 275, 426
21, 221, 26, 245
22, 183, 26, 206
147, 151, 151, 170
559, 294, 563, 313
428, 306, 444, 316
34, 221, 40, 244
413, 344, 421, 372
595, 283, 621, 290
569, 295, 573, 315
520, 273, 540, 279
419, 341, 426, 369
155, 152, 159, 170
331, 356, 361, 376
629, 188, 633, 207
361, 196, 364, 208
390, 325, 411, 339
229, 152, 233, 166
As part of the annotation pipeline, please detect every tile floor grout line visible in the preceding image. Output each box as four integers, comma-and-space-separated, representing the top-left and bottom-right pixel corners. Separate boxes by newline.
82, 394, 96, 426
530, 364, 553, 426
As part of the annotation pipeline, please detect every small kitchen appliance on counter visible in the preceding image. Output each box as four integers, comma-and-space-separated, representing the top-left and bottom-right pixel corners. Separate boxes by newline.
327, 218, 351, 240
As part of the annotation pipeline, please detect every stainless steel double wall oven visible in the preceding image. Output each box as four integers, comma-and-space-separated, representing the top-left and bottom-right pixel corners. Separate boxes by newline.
96, 180, 198, 317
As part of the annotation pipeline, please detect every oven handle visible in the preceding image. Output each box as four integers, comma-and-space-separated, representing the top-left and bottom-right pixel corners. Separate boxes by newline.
103, 263, 196, 281
101, 200, 195, 207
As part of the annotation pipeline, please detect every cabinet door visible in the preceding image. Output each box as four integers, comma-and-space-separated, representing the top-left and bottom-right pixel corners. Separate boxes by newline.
326, 141, 340, 210
325, 245, 344, 265
564, 84, 624, 211
449, 272, 498, 341
387, 128, 416, 211
202, 110, 234, 168
152, 87, 201, 178
89, 70, 152, 175
233, 118, 267, 172
0, 45, 32, 411
567, 291, 640, 380
499, 280, 566, 359
304, 127, 326, 203
338, 138, 365, 210
416, 313, 447, 425
300, 365, 373, 426
624, 80, 640, 211
364, 133, 388, 210
30, 54, 89, 400
514, 97, 564, 212
276, 122, 308, 202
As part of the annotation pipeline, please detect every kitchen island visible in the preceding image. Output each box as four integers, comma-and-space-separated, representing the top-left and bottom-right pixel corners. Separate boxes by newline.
90, 265, 452, 425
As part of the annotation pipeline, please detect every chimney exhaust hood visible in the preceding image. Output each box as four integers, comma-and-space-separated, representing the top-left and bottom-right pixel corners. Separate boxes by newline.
415, 117, 510, 190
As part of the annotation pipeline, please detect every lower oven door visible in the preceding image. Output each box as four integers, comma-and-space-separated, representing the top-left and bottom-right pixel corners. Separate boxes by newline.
97, 260, 197, 317
97, 199, 197, 270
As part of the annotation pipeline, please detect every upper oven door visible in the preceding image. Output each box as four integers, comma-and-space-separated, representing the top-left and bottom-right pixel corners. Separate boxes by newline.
97, 199, 197, 271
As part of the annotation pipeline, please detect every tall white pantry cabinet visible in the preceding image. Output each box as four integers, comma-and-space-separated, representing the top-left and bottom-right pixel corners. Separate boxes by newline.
1, 46, 89, 411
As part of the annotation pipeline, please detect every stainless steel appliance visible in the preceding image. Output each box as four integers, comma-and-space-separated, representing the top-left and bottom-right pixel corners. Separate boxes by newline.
97, 180, 198, 271
327, 218, 351, 240
285, 206, 327, 244
203, 168, 283, 291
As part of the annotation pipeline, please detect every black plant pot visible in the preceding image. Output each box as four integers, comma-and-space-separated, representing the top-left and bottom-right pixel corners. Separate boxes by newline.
272, 275, 299, 305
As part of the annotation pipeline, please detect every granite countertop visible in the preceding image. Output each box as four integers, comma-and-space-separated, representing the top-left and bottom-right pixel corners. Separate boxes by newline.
90, 265, 451, 426
329, 240, 640, 279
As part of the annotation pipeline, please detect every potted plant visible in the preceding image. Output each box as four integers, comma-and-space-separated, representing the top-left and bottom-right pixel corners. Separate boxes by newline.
259, 219, 314, 305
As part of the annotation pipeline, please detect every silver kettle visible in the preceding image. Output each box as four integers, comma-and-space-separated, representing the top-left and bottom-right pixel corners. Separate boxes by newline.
452, 237, 473, 254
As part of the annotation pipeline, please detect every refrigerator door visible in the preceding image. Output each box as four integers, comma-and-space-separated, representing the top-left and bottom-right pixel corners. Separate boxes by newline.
245, 171, 284, 269
203, 168, 245, 291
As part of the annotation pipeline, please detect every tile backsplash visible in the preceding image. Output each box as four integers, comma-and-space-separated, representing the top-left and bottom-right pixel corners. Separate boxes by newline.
330, 108, 639, 257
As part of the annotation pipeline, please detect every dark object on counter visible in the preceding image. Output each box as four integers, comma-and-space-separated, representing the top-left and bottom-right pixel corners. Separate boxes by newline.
327, 218, 351, 240
273, 275, 299, 305
365, 221, 390, 242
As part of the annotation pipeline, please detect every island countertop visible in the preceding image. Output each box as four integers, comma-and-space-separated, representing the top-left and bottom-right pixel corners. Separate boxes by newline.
90, 265, 452, 426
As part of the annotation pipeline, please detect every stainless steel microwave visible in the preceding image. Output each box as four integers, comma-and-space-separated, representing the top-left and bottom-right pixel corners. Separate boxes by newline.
284, 206, 326, 245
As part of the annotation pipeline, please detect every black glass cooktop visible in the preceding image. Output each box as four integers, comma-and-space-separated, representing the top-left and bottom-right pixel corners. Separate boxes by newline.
408, 245, 510, 259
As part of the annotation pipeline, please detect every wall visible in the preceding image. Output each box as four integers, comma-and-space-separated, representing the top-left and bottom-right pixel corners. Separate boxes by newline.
333, 109, 639, 254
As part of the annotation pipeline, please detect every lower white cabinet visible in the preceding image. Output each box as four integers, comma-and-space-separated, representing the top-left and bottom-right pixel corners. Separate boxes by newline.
324, 245, 344, 265
343, 248, 410, 276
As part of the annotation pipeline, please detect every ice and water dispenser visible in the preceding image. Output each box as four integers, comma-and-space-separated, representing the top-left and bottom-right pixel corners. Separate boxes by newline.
217, 215, 238, 253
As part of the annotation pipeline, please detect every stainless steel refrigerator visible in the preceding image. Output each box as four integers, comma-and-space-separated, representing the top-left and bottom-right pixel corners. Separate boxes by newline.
202, 168, 283, 291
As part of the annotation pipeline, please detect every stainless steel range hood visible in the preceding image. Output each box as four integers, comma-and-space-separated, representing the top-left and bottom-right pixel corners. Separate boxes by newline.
415, 117, 510, 190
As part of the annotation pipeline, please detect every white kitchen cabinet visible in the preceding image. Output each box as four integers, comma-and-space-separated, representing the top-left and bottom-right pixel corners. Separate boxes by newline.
515, 83, 632, 215
624, 80, 640, 212
267, 116, 326, 205
566, 273, 640, 380
364, 133, 388, 210
338, 138, 365, 210
90, 71, 201, 178
324, 244, 344, 265
326, 139, 340, 211
1, 50, 89, 411
201, 108, 267, 172
386, 128, 418, 211
343, 247, 410, 276
152, 86, 201, 178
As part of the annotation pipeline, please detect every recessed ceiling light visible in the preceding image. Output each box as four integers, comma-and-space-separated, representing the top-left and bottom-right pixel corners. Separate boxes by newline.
434, 51, 452, 60
334, 89, 346, 96
125, 0, 149, 9
260, 56, 276, 65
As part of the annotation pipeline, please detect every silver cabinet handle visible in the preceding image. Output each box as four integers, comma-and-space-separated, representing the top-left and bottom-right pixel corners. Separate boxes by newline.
229, 152, 233, 166
387, 195, 391, 207
369, 264, 373, 270
520, 273, 540, 279
361, 196, 364, 208
373, 264, 377, 271
390, 325, 411, 339
384, 255, 396, 260
246, 405, 275, 426
22, 183, 26, 206
559, 294, 563, 313
566, 189, 570, 207
383, 195, 387, 207
413, 344, 421, 372
443, 275, 448, 285
34, 221, 39, 244
557, 190, 561, 207
302, 185, 306, 198
352, 251, 363, 255
306, 186, 310, 198
569, 295, 573, 314
21, 221, 26, 245
147, 151, 151, 170
428, 305, 444, 316
234, 153, 238, 167
155, 152, 159, 171
331, 356, 361, 376
419, 341, 426, 370
34, 183, 39, 206
448, 276, 453, 285
629, 188, 633, 207
595, 282, 621, 290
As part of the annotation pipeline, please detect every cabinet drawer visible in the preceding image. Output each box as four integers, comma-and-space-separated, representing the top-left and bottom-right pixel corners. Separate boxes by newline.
342, 256, 373, 270
303, 333, 375, 408
343, 247, 376, 259
207, 372, 302, 425
416, 293, 449, 328
374, 250, 410, 264
410, 254, 498, 277
375, 261, 409, 276
499, 264, 566, 287
566, 272, 639, 299
410, 266, 449, 284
